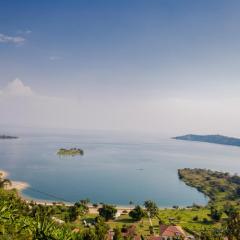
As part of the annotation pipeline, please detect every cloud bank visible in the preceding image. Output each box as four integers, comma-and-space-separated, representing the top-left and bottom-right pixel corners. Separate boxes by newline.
17, 29, 32, 35
0, 33, 25, 44
49, 56, 62, 61
0, 79, 34, 97
1, 79, 240, 136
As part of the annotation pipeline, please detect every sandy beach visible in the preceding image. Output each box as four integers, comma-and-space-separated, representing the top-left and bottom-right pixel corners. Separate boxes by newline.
23, 198, 134, 214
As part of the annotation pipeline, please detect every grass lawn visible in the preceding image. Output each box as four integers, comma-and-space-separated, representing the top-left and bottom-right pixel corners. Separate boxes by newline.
69, 207, 221, 237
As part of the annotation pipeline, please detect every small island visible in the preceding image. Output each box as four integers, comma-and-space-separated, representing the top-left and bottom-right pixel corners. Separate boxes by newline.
57, 148, 84, 156
173, 134, 240, 147
0, 135, 18, 139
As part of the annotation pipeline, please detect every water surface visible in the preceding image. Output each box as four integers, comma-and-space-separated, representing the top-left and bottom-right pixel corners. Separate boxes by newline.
1, 132, 239, 207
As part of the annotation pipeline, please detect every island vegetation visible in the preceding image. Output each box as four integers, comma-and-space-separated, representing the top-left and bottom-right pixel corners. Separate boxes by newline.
173, 134, 240, 147
57, 148, 84, 156
0, 134, 18, 139
1, 168, 240, 239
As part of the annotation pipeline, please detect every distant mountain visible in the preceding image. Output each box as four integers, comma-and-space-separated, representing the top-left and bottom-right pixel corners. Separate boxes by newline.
0, 135, 18, 139
173, 134, 240, 147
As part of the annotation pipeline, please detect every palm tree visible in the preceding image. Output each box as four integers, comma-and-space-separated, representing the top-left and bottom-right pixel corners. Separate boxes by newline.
0, 175, 12, 189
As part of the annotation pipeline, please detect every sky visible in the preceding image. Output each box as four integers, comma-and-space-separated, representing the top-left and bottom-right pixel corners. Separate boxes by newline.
1, 0, 240, 136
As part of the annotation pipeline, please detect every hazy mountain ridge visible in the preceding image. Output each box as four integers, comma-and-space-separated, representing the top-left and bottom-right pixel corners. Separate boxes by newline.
0, 135, 18, 139
173, 134, 240, 147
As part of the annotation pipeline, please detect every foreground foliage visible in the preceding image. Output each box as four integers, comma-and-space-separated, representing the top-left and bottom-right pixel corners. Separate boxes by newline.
0, 189, 108, 240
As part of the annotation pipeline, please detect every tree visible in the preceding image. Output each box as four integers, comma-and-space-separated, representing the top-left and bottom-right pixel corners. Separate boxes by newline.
82, 228, 97, 240
129, 205, 145, 221
224, 203, 236, 217
0, 176, 11, 189
144, 200, 158, 218
199, 228, 224, 240
209, 206, 222, 222
224, 208, 240, 240
67, 205, 78, 222
79, 198, 90, 205
74, 200, 89, 217
235, 186, 240, 197
113, 227, 123, 240
94, 216, 109, 240
30, 206, 57, 240
149, 226, 154, 235
98, 204, 117, 221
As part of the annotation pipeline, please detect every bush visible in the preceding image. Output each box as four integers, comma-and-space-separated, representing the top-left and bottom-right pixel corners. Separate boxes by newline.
98, 204, 117, 221
208, 206, 222, 222
202, 217, 209, 224
129, 205, 145, 221
149, 226, 154, 234
192, 215, 199, 221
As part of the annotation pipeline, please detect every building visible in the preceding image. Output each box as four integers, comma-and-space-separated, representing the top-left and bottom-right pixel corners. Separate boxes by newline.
158, 225, 190, 240
160, 225, 186, 239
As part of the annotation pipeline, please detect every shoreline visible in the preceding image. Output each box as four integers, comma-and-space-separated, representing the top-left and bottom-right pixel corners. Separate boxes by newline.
21, 194, 135, 214
0, 169, 135, 213
0, 169, 204, 212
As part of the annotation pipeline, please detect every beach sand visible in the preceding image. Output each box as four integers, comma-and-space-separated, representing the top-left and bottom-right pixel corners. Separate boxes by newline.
23, 198, 134, 213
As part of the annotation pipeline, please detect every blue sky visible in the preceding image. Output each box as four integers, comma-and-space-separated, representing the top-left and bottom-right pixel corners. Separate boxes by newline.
1, 1, 240, 135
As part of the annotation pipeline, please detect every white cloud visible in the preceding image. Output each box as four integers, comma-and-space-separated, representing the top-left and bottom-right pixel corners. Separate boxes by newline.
0, 33, 25, 44
0, 79, 82, 130
0, 79, 34, 97
49, 56, 62, 61
17, 29, 32, 35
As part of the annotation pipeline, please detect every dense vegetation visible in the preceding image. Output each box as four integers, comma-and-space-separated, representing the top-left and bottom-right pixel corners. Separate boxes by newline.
178, 168, 240, 206
174, 134, 240, 147
0, 188, 110, 240
177, 168, 240, 238
57, 148, 84, 156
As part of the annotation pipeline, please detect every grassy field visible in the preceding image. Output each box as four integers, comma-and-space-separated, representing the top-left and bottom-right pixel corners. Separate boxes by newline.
178, 168, 240, 208
58, 207, 220, 237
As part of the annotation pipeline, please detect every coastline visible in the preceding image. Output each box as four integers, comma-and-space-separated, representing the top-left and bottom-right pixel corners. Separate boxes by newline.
0, 169, 134, 213
22, 195, 135, 214
0, 168, 203, 213
21, 195, 135, 214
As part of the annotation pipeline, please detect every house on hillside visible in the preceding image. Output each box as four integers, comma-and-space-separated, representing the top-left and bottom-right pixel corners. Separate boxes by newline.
160, 225, 186, 239
148, 225, 194, 240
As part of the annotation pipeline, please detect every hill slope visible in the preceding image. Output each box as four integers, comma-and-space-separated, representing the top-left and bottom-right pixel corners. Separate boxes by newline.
173, 134, 240, 147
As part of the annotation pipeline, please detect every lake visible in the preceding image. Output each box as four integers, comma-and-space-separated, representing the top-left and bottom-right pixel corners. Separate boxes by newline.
1, 131, 240, 207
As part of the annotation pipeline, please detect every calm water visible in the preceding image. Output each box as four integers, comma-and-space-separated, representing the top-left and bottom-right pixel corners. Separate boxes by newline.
1, 132, 240, 207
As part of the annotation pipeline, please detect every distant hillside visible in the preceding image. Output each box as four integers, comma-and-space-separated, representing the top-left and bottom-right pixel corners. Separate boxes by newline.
0, 135, 18, 139
173, 134, 240, 147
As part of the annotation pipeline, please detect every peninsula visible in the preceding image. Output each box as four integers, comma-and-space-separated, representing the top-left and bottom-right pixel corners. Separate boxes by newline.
57, 148, 84, 156
0, 135, 18, 139
173, 134, 240, 147
178, 168, 240, 205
